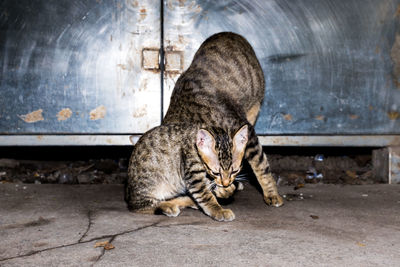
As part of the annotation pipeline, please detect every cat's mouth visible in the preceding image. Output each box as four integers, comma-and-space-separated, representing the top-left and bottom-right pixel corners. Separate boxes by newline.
215, 182, 232, 188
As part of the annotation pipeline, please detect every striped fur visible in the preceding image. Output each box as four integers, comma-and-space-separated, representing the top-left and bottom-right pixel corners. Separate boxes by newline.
126, 32, 283, 221
125, 124, 244, 221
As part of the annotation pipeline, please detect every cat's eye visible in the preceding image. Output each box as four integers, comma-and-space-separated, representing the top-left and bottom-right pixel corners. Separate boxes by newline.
231, 169, 240, 175
211, 171, 220, 176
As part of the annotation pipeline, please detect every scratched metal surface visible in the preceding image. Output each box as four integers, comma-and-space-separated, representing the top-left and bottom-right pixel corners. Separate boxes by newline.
0, 0, 161, 134
164, 0, 400, 135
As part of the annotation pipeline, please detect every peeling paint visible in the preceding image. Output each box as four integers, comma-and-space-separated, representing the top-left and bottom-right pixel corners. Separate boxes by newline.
57, 108, 72, 121
395, 4, 400, 17
133, 105, 147, 118
117, 64, 127, 70
167, 0, 174, 10
178, 0, 187, 7
139, 8, 147, 21
388, 111, 399, 120
18, 109, 44, 123
349, 114, 359, 120
283, 114, 292, 121
90, 106, 106, 120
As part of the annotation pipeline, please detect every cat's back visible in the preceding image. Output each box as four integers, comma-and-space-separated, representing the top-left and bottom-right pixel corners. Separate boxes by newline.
129, 124, 195, 167
164, 32, 265, 125
176, 33, 263, 102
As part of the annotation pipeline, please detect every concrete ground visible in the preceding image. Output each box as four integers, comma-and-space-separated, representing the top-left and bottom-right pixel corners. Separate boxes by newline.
0, 183, 399, 267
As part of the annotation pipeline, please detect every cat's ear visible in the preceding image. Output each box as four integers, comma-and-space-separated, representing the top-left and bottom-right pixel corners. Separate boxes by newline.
232, 125, 249, 168
196, 129, 219, 170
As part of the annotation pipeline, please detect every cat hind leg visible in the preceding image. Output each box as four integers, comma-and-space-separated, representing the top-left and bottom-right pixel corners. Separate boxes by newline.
158, 196, 197, 217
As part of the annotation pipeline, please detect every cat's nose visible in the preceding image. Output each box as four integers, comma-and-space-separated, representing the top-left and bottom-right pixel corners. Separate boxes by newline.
222, 179, 230, 187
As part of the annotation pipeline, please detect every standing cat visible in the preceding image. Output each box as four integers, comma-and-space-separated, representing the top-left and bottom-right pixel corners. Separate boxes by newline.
126, 32, 283, 221
163, 32, 283, 207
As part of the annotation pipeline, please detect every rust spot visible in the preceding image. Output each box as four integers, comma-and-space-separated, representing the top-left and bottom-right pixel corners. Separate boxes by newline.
375, 46, 380, 54
139, 8, 147, 21
110, 34, 113, 42
131, 0, 139, 7
19, 109, 44, 123
37, 135, 43, 141
106, 138, 113, 144
349, 114, 359, 120
390, 33, 400, 88
178, 35, 189, 47
133, 105, 147, 118
283, 114, 292, 121
117, 64, 127, 70
57, 108, 72, 121
90, 106, 107, 120
167, 0, 174, 10
395, 4, 400, 17
368, 105, 374, 111
315, 115, 325, 121
194, 4, 202, 13
388, 111, 400, 120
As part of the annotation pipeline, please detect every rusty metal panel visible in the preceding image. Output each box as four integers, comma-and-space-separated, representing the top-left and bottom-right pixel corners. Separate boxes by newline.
163, 0, 400, 135
0, 0, 161, 134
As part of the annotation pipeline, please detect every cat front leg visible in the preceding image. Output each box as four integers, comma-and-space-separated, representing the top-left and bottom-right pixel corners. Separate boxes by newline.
245, 127, 284, 207
185, 169, 235, 221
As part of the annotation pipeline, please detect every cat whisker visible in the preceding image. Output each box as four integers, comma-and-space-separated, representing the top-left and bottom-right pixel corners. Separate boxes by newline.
235, 176, 249, 181
207, 181, 217, 191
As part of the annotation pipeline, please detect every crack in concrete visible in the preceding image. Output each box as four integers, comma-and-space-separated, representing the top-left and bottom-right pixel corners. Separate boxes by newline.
0, 220, 164, 263
79, 210, 93, 243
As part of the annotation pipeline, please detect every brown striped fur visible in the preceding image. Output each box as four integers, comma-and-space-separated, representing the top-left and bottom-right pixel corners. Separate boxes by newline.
125, 124, 247, 221
126, 32, 283, 221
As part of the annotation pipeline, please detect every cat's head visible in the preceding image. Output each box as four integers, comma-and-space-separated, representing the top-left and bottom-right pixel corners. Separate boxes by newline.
196, 125, 248, 187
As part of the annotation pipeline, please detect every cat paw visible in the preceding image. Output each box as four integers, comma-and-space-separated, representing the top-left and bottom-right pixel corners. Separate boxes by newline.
236, 181, 244, 191
214, 184, 236, 199
160, 205, 181, 217
264, 194, 284, 207
211, 208, 235, 222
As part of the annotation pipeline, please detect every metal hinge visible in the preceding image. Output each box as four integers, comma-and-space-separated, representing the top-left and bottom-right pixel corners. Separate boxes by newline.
142, 48, 183, 73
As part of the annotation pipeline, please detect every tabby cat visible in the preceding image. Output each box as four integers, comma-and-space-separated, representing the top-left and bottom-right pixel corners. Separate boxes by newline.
126, 123, 248, 221
126, 32, 283, 221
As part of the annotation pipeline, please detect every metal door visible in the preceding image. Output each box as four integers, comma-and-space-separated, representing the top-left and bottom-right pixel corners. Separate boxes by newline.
163, 0, 400, 136
1, 0, 400, 146
0, 0, 161, 140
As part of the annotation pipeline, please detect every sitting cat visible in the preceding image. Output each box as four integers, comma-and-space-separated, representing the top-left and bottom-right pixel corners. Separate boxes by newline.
125, 123, 248, 221
126, 32, 283, 221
